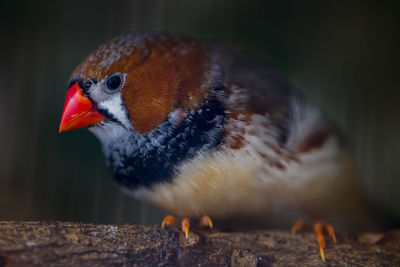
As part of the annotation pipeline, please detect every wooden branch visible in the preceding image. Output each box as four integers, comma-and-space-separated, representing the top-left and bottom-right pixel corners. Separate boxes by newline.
0, 221, 398, 266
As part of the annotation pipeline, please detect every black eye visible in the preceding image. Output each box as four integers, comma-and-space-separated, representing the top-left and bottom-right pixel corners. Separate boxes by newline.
105, 74, 124, 93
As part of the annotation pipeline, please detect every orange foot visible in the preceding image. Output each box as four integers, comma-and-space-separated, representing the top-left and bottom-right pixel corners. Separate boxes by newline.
161, 215, 213, 238
292, 219, 337, 262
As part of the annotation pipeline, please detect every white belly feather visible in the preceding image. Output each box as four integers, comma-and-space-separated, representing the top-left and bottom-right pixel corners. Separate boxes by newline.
131, 113, 346, 224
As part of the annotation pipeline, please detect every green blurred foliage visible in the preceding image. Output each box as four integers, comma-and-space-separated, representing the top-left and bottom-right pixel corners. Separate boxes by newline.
0, 0, 399, 226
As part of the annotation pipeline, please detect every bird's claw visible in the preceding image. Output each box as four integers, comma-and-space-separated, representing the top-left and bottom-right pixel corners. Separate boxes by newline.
161, 215, 213, 239
181, 217, 190, 238
161, 215, 180, 228
198, 215, 213, 229
292, 219, 337, 262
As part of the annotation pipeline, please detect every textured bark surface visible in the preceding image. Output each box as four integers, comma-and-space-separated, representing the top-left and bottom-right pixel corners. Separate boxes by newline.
0, 221, 399, 266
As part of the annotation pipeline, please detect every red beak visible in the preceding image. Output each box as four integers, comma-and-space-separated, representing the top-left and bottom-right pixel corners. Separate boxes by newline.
59, 82, 106, 133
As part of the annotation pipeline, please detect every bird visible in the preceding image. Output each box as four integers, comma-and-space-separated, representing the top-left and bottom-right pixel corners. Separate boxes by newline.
59, 32, 376, 261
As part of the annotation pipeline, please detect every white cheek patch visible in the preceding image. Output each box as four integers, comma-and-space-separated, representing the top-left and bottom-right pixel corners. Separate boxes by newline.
87, 78, 132, 130
98, 93, 132, 130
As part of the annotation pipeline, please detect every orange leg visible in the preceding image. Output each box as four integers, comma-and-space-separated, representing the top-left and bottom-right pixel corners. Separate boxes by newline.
324, 222, 337, 243
291, 220, 305, 234
181, 217, 190, 238
161, 215, 213, 239
198, 215, 213, 229
161, 215, 180, 228
162, 215, 191, 238
314, 221, 326, 262
292, 219, 336, 262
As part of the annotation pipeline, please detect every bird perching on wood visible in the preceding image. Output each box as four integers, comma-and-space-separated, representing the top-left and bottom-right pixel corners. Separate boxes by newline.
59, 32, 374, 261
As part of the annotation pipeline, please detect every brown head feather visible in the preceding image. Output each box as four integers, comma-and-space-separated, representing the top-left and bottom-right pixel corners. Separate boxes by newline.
72, 33, 212, 133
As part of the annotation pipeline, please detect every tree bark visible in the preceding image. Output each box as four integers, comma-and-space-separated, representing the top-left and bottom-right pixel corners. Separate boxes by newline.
0, 221, 398, 266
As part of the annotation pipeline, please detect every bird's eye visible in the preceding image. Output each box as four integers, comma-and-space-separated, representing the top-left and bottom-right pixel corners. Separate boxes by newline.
105, 73, 124, 93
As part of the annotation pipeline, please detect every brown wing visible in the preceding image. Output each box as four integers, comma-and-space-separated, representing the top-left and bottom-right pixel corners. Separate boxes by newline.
220, 49, 334, 152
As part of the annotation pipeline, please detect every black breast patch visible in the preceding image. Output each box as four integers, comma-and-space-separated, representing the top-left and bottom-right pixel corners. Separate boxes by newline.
107, 95, 226, 190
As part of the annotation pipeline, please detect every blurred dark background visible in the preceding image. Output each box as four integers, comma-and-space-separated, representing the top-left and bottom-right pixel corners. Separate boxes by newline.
0, 1, 399, 227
